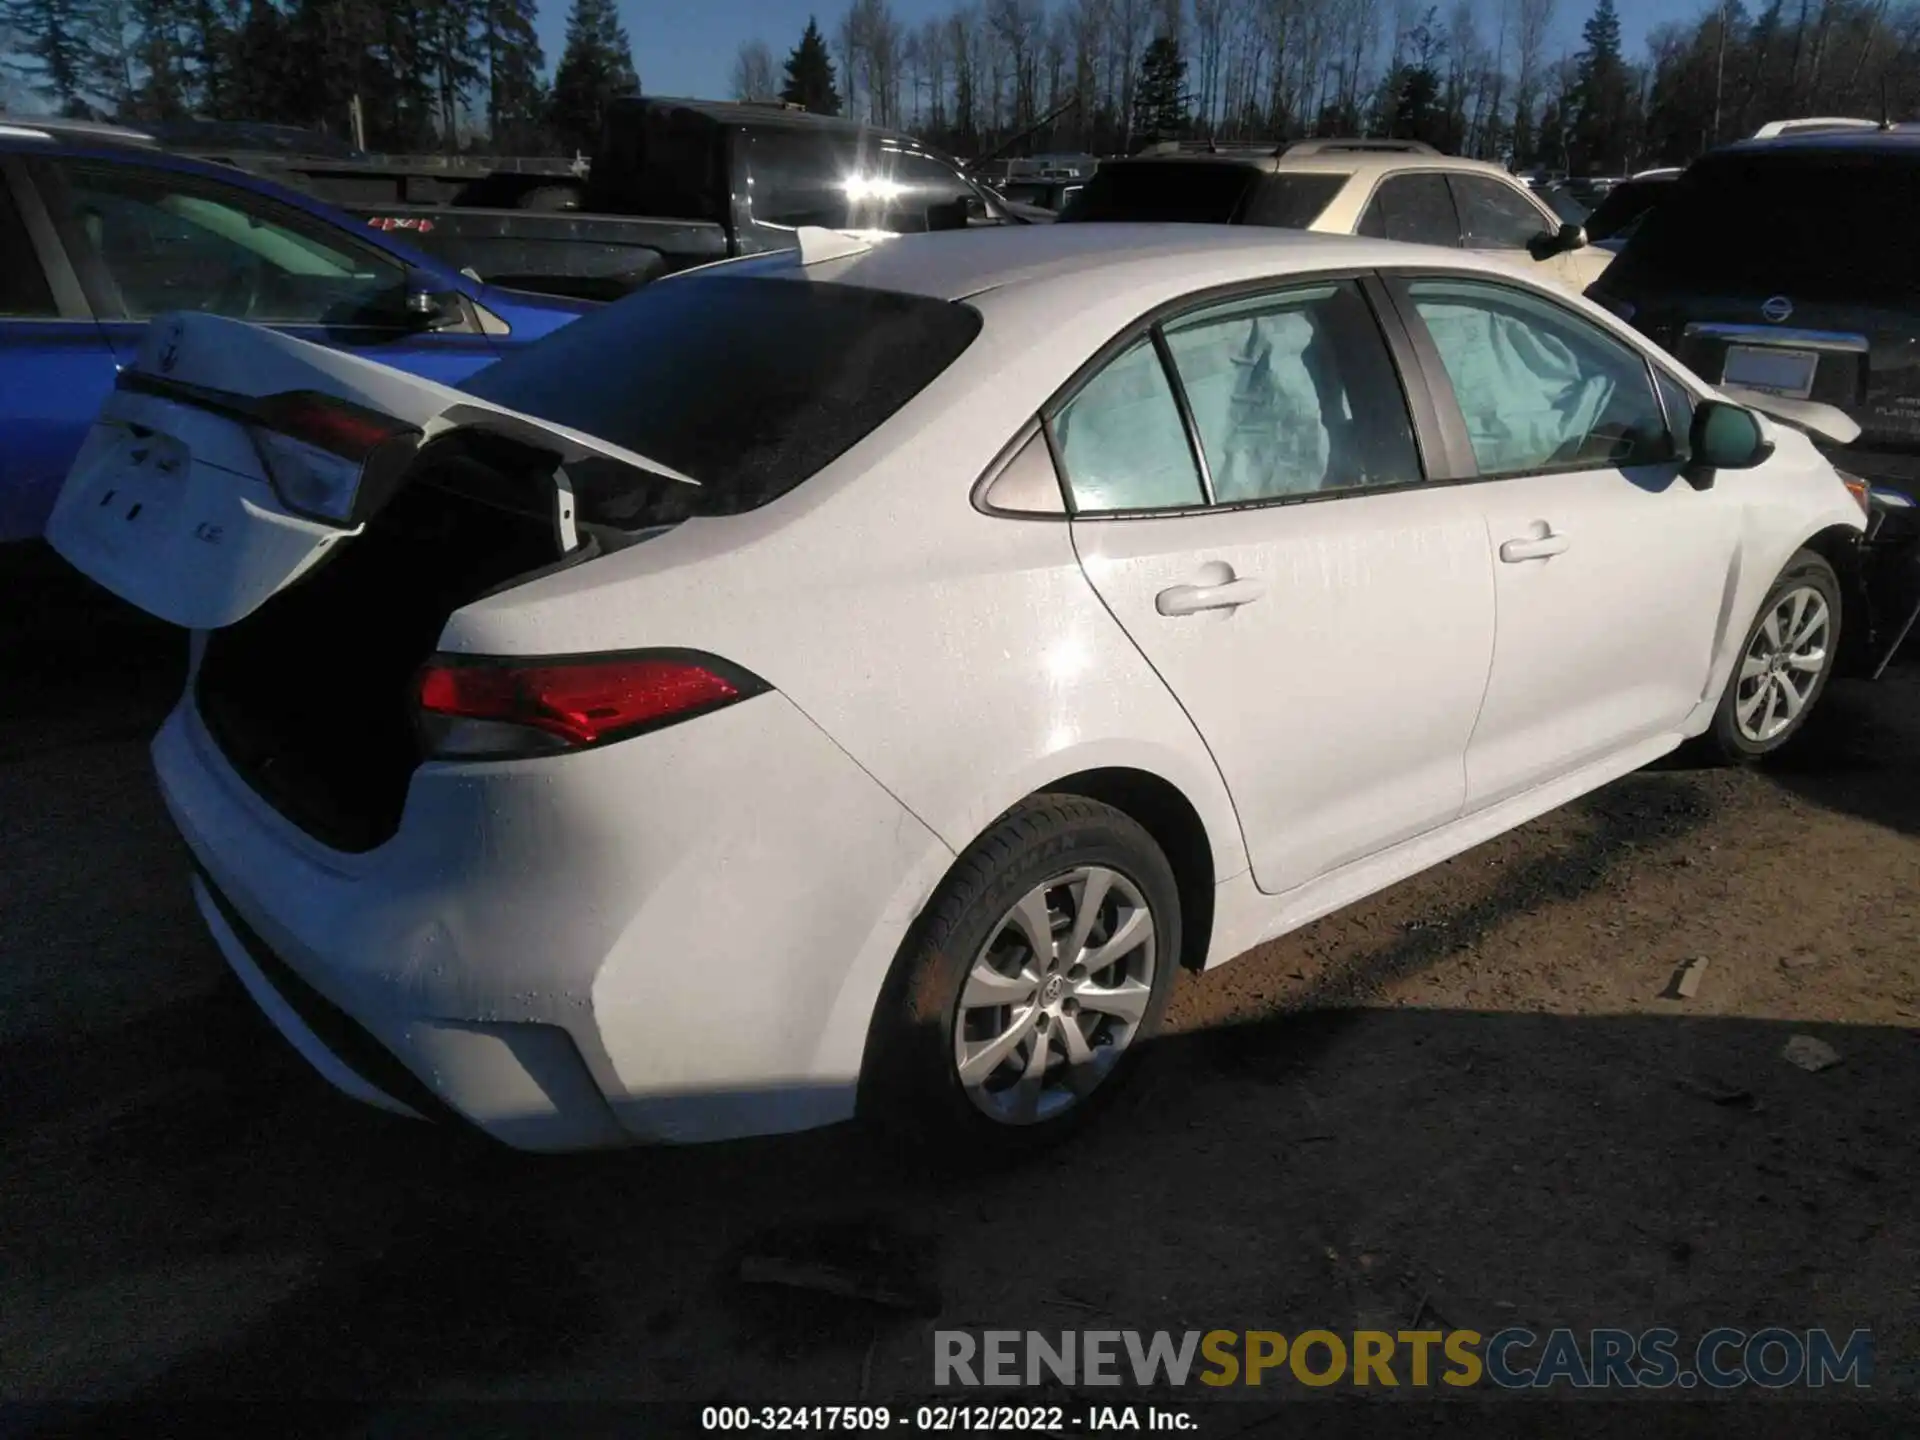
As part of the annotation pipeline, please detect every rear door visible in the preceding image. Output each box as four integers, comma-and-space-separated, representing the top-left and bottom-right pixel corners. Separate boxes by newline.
0, 158, 117, 542
1054, 275, 1497, 896
33, 156, 504, 388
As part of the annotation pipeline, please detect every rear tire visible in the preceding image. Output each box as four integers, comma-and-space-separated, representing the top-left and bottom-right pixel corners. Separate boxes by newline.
1704, 549, 1841, 763
860, 795, 1180, 1161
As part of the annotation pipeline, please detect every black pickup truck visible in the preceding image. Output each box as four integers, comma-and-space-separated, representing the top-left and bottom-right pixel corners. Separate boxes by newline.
203, 100, 1040, 299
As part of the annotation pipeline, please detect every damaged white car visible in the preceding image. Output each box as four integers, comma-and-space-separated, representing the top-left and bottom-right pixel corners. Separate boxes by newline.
50, 224, 1880, 1152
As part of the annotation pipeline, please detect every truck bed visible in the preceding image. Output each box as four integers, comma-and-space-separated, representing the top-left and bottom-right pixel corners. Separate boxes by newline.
341, 204, 732, 301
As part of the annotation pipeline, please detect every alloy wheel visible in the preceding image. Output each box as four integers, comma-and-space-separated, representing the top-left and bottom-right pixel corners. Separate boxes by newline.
953, 865, 1158, 1125
1735, 584, 1831, 743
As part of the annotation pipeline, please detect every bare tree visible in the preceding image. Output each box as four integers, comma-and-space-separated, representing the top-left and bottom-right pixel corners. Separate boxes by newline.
1513, 0, 1556, 146
988, 0, 1044, 128
730, 38, 779, 101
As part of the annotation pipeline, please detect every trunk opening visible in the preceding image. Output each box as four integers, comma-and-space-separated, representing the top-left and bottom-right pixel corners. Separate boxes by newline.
195, 436, 584, 853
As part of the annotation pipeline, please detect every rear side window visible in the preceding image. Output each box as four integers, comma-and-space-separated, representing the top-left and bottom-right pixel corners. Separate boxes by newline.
1242, 173, 1348, 229
0, 183, 57, 318
457, 274, 982, 527
1357, 174, 1460, 247
1059, 162, 1259, 223
586, 110, 727, 222
746, 129, 861, 228
1051, 340, 1205, 511
1451, 175, 1548, 250
1161, 282, 1421, 499
1615, 151, 1920, 302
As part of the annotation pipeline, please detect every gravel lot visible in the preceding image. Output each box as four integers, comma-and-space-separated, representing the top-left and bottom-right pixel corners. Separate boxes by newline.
3, 555, 1917, 1416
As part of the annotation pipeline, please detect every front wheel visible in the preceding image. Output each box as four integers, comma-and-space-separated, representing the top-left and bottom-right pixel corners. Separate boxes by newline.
860, 795, 1181, 1158
1705, 549, 1842, 762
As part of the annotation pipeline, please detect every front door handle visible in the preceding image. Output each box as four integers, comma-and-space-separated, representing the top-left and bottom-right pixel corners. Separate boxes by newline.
1156, 576, 1267, 615
1499, 531, 1571, 563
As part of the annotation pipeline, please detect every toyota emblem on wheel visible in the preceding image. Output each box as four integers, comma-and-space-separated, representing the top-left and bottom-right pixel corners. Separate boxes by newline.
1761, 295, 1794, 323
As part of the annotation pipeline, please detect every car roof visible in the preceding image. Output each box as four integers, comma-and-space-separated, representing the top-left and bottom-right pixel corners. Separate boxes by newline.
612, 95, 918, 141
1109, 142, 1530, 183
789, 223, 1522, 305
1719, 126, 1920, 157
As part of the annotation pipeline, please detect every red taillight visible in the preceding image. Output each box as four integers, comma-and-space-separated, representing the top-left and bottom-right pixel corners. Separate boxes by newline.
415, 653, 764, 757
251, 390, 417, 459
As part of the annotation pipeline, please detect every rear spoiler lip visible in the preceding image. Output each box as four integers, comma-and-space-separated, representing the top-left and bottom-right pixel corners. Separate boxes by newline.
1719, 385, 1864, 446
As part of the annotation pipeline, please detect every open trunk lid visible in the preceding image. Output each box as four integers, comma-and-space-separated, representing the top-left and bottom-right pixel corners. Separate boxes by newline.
45, 311, 694, 630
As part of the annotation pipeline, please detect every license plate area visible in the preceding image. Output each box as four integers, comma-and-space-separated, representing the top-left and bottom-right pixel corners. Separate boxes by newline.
1722, 345, 1820, 400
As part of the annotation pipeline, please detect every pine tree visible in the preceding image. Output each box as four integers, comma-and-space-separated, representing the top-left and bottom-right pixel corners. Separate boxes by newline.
1131, 33, 1188, 144
547, 0, 637, 153
780, 16, 840, 115
221, 0, 297, 123
483, 0, 547, 149
1568, 0, 1631, 172
3, 0, 97, 114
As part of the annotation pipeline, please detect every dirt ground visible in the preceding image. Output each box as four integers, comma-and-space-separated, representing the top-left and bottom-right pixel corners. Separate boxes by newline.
2, 560, 1917, 1419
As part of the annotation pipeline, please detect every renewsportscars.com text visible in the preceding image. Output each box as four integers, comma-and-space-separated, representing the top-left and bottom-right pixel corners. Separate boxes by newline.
934, 1327, 1873, 1390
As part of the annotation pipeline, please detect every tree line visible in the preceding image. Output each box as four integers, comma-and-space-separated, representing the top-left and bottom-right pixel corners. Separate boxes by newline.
739, 0, 1920, 172
0, 0, 636, 152
8, 0, 1920, 170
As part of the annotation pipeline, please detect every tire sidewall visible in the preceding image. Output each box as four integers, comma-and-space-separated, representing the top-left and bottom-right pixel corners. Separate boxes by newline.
1712, 551, 1842, 761
863, 798, 1182, 1157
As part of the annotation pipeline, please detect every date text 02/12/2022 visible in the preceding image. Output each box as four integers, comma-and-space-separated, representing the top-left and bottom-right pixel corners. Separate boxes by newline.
701, 1406, 1195, 1432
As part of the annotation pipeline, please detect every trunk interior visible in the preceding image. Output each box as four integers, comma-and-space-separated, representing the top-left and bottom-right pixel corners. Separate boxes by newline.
196, 445, 568, 853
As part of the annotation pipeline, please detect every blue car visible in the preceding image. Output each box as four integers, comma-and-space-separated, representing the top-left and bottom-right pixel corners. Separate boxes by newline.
0, 119, 590, 543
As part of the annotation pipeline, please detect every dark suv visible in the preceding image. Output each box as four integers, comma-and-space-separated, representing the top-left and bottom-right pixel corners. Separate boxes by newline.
1590, 129, 1920, 668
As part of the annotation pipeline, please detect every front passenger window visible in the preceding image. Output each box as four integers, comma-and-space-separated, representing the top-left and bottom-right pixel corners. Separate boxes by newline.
1407, 277, 1674, 475
1051, 340, 1205, 512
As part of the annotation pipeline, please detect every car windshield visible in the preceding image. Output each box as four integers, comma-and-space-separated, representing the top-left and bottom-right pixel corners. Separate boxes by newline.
1612, 149, 1920, 302
458, 273, 982, 528
1059, 161, 1262, 222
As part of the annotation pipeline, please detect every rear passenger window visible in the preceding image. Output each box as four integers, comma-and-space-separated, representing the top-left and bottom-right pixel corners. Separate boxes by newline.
1050, 340, 1205, 512
1357, 174, 1460, 247
0, 184, 57, 317
1162, 281, 1421, 501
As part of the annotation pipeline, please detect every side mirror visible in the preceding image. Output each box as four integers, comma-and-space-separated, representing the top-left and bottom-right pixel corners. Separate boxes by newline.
1530, 221, 1587, 260
1686, 400, 1774, 488
401, 278, 459, 330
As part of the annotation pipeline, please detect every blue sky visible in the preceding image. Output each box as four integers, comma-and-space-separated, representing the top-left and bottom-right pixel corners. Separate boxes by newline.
546, 0, 1684, 103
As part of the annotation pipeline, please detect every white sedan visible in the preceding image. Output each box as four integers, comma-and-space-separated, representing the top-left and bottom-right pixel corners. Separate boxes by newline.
49, 224, 1875, 1153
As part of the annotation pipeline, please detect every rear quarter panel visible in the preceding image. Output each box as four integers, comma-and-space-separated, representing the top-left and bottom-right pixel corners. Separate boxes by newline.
441, 303, 1251, 890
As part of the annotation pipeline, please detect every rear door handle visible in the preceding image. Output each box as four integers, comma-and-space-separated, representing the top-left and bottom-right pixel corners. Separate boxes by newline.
1499, 532, 1571, 563
1155, 577, 1267, 615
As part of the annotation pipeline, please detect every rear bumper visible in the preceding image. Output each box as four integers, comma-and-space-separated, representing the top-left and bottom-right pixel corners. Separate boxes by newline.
153, 682, 954, 1150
